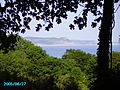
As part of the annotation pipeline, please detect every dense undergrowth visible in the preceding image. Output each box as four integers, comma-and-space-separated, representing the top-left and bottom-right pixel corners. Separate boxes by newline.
0, 36, 120, 90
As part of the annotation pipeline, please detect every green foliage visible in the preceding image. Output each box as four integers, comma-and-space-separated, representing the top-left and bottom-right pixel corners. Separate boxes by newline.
55, 74, 78, 90
0, 50, 30, 79
62, 49, 97, 87
92, 52, 120, 90
112, 52, 120, 72
62, 49, 97, 71
0, 36, 50, 89
1, 36, 120, 90
53, 59, 89, 90
15, 36, 48, 62
0, 37, 91, 90
0, 34, 18, 53
111, 52, 120, 89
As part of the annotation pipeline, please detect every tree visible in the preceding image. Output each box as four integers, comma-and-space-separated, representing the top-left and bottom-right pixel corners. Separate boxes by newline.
0, 0, 119, 89
62, 49, 97, 88
96, 0, 114, 86
0, 37, 93, 90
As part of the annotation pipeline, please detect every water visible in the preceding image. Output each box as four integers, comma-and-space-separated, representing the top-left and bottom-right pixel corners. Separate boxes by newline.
41, 45, 120, 58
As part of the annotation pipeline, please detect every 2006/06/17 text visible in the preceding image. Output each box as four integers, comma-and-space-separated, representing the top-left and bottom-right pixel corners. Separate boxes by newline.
4, 82, 26, 86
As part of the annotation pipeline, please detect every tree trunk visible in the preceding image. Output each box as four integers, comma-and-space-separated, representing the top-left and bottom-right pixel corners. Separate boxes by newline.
92, 0, 114, 89
97, 0, 113, 75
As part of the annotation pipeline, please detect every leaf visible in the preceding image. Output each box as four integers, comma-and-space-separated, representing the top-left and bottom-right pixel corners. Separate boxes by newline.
36, 24, 42, 31
69, 24, 75, 30
21, 29, 25, 33
22, 12, 27, 17
36, 16, 40, 20
26, 25, 30, 30
94, 16, 101, 22
91, 22, 97, 28
56, 18, 62, 24
78, 24, 84, 30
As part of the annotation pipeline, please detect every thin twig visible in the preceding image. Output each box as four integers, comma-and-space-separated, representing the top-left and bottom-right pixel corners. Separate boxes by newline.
115, 3, 120, 13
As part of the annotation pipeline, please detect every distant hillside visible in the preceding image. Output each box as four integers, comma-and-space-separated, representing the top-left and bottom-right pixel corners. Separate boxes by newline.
24, 37, 97, 46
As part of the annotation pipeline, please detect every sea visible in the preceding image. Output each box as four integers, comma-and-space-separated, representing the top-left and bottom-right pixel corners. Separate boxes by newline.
41, 45, 120, 58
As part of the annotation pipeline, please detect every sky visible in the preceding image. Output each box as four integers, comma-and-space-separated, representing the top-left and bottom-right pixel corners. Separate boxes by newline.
20, 2, 120, 42
20, 12, 100, 41
0, 0, 120, 42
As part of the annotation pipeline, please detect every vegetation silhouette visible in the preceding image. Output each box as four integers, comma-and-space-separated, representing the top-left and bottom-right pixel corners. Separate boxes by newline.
0, 0, 120, 90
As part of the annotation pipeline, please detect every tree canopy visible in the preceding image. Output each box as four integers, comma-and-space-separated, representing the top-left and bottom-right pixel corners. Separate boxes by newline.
0, 36, 120, 89
0, 0, 119, 32
0, 0, 103, 33
0, 36, 98, 90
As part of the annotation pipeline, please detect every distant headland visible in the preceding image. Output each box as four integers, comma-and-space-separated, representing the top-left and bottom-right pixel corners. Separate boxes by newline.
24, 37, 120, 46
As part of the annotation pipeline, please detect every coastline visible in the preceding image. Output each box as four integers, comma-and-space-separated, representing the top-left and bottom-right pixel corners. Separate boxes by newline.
35, 42, 120, 47
35, 43, 97, 46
